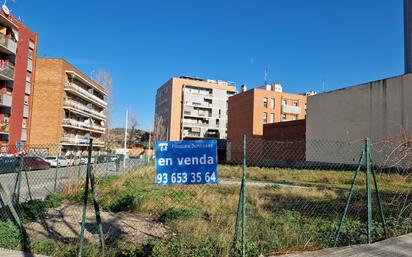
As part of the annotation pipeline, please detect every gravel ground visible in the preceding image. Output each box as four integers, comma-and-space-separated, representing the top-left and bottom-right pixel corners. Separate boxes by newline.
25, 201, 168, 244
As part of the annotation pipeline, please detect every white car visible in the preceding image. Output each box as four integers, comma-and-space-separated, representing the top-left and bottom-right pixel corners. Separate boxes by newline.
45, 156, 71, 167
80, 157, 95, 165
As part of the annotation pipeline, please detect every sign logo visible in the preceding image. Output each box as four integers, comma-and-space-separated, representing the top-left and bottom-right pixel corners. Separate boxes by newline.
155, 140, 218, 186
158, 143, 168, 152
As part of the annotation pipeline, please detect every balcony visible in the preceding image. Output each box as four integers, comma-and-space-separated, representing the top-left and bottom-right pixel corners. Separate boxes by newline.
0, 93, 12, 107
281, 104, 301, 115
183, 121, 209, 128
61, 136, 105, 147
63, 100, 106, 120
184, 90, 212, 98
0, 33, 17, 55
0, 62, 14, 81
184, 101, 212, 109
62, 118, 105, 134
61, 136, 90, 146
0, 121, 9, 135
64, 82, 107, 108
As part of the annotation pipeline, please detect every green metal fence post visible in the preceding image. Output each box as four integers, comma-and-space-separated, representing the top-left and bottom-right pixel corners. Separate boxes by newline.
366, 138, 373, 244
233, 188, 243, 244
78, 139, 93, 257
15, 156, 24, 205
23, 169, 32, 201
369, 145, 389, 238
334, 149, 365, 246
90, 164, 105, 252
54, 156, 59, 192
77, 162, 82, 178
241, 134, 247, 257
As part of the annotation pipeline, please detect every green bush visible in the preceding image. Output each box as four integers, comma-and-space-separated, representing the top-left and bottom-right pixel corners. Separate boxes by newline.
159, 207, 199, 223
44, 194, 65, 208
18, 200, 46, 223
0, 221, 21, 249
17, 194, 64, 223
104, 193, 143, 212
32, 239, 58, 255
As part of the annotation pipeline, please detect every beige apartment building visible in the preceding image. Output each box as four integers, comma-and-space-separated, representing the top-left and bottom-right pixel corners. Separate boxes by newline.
154, 76, 236, 141
227, 83, 309, 141
30, 58, 107, 155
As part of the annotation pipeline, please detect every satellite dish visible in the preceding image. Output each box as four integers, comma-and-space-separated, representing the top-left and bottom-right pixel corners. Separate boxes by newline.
2, 4, 10, 15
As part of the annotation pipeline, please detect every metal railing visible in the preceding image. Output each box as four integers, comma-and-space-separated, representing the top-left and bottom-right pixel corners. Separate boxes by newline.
0, 33, 17, 54
63, 100, 106, 120
64, 82, 107, 107
62, 118, 105, 133
0, 62, 14, 80
0, 93, 12, 107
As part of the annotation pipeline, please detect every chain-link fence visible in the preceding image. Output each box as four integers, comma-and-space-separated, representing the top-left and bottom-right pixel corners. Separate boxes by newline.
0, 137, 410, 257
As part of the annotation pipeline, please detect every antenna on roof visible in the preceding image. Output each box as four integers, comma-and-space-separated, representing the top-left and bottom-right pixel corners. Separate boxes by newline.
264, 66, 269, 85
2, 0, 10, 15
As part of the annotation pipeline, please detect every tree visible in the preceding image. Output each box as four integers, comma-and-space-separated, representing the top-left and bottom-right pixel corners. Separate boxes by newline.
153, 115, 167, 143
93, 69, 113, 147
127, 110, 139, 148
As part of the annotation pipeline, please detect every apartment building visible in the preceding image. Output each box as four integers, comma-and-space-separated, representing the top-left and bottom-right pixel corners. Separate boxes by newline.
227, 83, 309, 141
154, 76, 236, 141
0, 8, 38, 149
30, 58, 107, 155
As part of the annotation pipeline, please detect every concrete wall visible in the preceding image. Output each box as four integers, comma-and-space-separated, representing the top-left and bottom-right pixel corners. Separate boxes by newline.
263, 119, 306, 141
306, 73, 412, 164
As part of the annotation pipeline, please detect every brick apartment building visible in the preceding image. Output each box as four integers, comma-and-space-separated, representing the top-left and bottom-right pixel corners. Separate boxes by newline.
227, 83, 311, 165
154, 76, 236, 141
227, 83, 309, 141
30, 58, 107, 156
0, 8, 38, 150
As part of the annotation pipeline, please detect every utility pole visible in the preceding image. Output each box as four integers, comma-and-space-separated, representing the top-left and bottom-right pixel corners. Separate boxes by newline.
123, 108, 128, 170
147, 127, 152, 163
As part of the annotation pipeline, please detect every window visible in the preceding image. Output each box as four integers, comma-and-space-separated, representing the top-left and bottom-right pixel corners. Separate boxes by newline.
294, 100, 299, 107
22, 118, 27, 129
24, 95, 29, 105
271, 98, 275, 109
216, 119, 220, 126
26, 71, 31, 82
282, 99, 286, 105
28, 49, 34, 60
263, 97, 268, 108
270, 113, 274, 123
263, 112, 267, 124
29, 40, 35, 50
282, 114, 287, 121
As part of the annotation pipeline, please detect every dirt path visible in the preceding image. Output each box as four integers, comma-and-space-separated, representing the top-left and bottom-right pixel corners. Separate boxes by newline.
25, 201, 168, 244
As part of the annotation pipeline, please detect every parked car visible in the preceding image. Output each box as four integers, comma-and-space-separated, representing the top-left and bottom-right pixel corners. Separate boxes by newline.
20, 156, 51, 171
0, 156, 20, 173
68, 157, 80, 166
96, 155, 112, 163
80, 157, 95, 165
45, 156, 71, 167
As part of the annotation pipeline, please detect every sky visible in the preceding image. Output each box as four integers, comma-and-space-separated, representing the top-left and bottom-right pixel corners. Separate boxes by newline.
8, 0, 404, 130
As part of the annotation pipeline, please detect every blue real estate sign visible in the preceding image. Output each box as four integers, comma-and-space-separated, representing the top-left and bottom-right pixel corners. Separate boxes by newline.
155, 140, 218, 186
